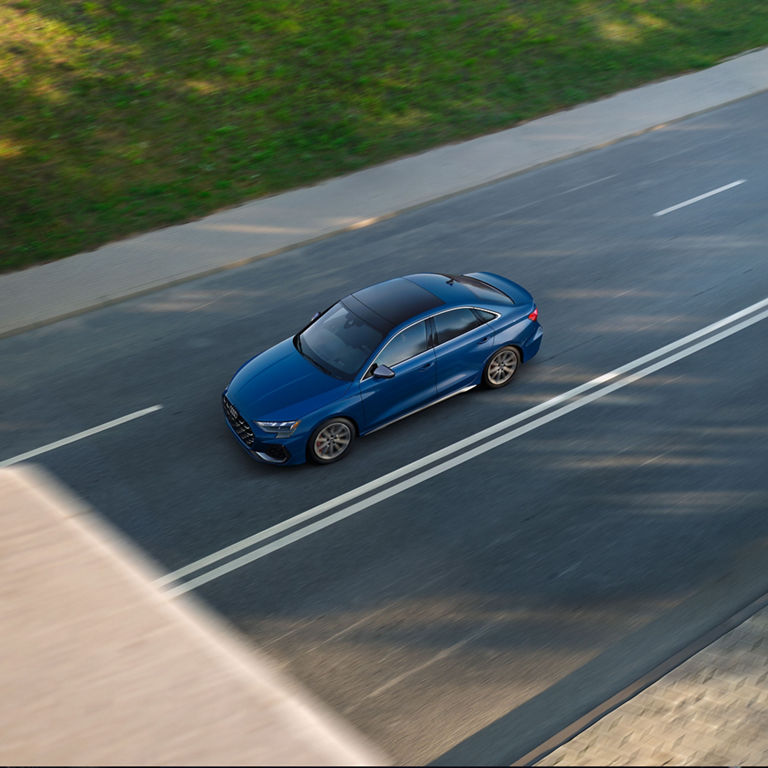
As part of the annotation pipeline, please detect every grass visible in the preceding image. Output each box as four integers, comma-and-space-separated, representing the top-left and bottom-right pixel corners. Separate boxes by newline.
2, 0, 768, 272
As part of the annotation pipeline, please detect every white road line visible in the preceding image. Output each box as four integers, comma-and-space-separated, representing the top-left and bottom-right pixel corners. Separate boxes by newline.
155, 295, 768, 589
562, 174, 618, 194
488, 175, 617, 222
354, 621, 496, 706
0, 405, 163, 468
653, 179, 745, 217
160, 302, 768, 596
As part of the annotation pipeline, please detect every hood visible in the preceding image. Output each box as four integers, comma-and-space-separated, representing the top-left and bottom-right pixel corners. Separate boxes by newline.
226, 337, 352, 420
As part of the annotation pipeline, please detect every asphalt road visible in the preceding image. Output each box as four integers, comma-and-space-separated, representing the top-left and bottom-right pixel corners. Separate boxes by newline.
2, 92, 768, 764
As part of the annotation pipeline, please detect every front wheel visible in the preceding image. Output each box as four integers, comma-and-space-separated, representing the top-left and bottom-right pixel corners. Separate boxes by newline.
308, 417, 355, 464
483, 346, 521, 388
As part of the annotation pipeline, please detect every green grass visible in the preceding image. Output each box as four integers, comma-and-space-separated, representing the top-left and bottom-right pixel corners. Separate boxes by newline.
2, 0, 768, 272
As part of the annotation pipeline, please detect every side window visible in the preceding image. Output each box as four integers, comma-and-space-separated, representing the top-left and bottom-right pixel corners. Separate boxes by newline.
474, 308, 497, 323
377, 321, 429, 368
433, 308, 484, 345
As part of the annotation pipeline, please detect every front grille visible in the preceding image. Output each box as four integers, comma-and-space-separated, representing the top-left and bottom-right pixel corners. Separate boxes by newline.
222, 395, 256, 447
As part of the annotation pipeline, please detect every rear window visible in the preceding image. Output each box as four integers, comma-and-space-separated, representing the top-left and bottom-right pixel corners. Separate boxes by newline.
442, 274, 514, 304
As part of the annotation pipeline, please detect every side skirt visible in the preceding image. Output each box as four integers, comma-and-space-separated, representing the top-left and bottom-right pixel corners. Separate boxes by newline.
363, 384, 477, 436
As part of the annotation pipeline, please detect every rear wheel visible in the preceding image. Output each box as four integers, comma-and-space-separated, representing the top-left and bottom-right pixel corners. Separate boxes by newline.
308, 417, 355, 464
483, 346, 521, 388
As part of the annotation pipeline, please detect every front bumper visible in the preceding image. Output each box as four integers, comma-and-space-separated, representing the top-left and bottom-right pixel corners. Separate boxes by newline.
222, 394, 305, 465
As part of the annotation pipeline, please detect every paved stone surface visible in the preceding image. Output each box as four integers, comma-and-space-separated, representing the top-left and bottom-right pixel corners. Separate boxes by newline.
1, 47, 767, 337
0, 465, 387, 766
536, 605, 768, 766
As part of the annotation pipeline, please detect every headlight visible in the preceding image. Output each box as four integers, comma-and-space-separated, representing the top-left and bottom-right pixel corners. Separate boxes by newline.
255, 420, 301, 435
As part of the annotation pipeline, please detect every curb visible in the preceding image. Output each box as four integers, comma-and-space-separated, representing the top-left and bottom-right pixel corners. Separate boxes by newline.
2, 46, 768, 338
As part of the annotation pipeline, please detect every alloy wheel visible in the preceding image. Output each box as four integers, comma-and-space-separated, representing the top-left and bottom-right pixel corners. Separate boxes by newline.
312, 421, 352, 461
486, 347, 519, 387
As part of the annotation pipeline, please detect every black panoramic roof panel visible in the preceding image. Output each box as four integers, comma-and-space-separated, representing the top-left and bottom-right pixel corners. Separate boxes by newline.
351, 277, 444, 329
341, 294, 391, 333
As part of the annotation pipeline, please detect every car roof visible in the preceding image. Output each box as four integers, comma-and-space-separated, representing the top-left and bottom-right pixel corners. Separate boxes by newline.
347, 276, 445, 331
342, 272, 505, 335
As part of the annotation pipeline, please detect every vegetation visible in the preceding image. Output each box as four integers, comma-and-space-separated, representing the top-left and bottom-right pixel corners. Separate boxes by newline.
2, 0, 768, 271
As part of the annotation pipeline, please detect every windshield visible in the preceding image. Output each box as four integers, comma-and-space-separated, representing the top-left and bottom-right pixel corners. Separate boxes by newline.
297, 301, 385, 380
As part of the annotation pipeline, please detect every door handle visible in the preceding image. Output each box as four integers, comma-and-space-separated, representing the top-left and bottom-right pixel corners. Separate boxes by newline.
477, 336, 489, 344
421, 361, 433, 369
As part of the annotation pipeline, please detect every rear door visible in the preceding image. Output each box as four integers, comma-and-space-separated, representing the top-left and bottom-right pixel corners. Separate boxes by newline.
431, 308, 496, 395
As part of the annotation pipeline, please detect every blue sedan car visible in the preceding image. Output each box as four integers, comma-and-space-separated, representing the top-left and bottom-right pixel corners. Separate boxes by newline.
222, 272, 542, 465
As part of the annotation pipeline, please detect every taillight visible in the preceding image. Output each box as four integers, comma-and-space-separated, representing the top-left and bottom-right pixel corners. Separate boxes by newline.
528, 306, 538, 322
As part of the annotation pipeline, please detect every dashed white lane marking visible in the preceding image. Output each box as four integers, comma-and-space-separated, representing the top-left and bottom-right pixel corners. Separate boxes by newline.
158, 297, 768, 596
350, 621, 497, 709
563, 174, 618, 194
0, 405, 163, 467
488, 174, 618, 221
653, 179, 745, 216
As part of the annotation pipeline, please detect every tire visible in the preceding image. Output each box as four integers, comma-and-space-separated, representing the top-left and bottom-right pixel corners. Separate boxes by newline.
482, 345, 521, 389
307, 417, 355, 464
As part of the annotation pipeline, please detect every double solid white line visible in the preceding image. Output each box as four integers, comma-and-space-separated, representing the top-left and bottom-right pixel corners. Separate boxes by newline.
158, 296, 768, 597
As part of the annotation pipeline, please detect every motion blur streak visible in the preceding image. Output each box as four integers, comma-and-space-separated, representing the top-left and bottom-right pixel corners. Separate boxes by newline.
158, 299, 768, 596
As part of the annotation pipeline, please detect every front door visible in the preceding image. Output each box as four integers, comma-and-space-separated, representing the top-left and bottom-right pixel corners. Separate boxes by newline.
358, 320, 436, 431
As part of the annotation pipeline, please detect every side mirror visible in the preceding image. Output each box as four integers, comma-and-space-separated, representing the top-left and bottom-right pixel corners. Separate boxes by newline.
372, 364, 395, 379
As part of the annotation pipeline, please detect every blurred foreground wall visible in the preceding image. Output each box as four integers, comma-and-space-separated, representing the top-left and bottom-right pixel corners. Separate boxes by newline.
0, 464, 387, 766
